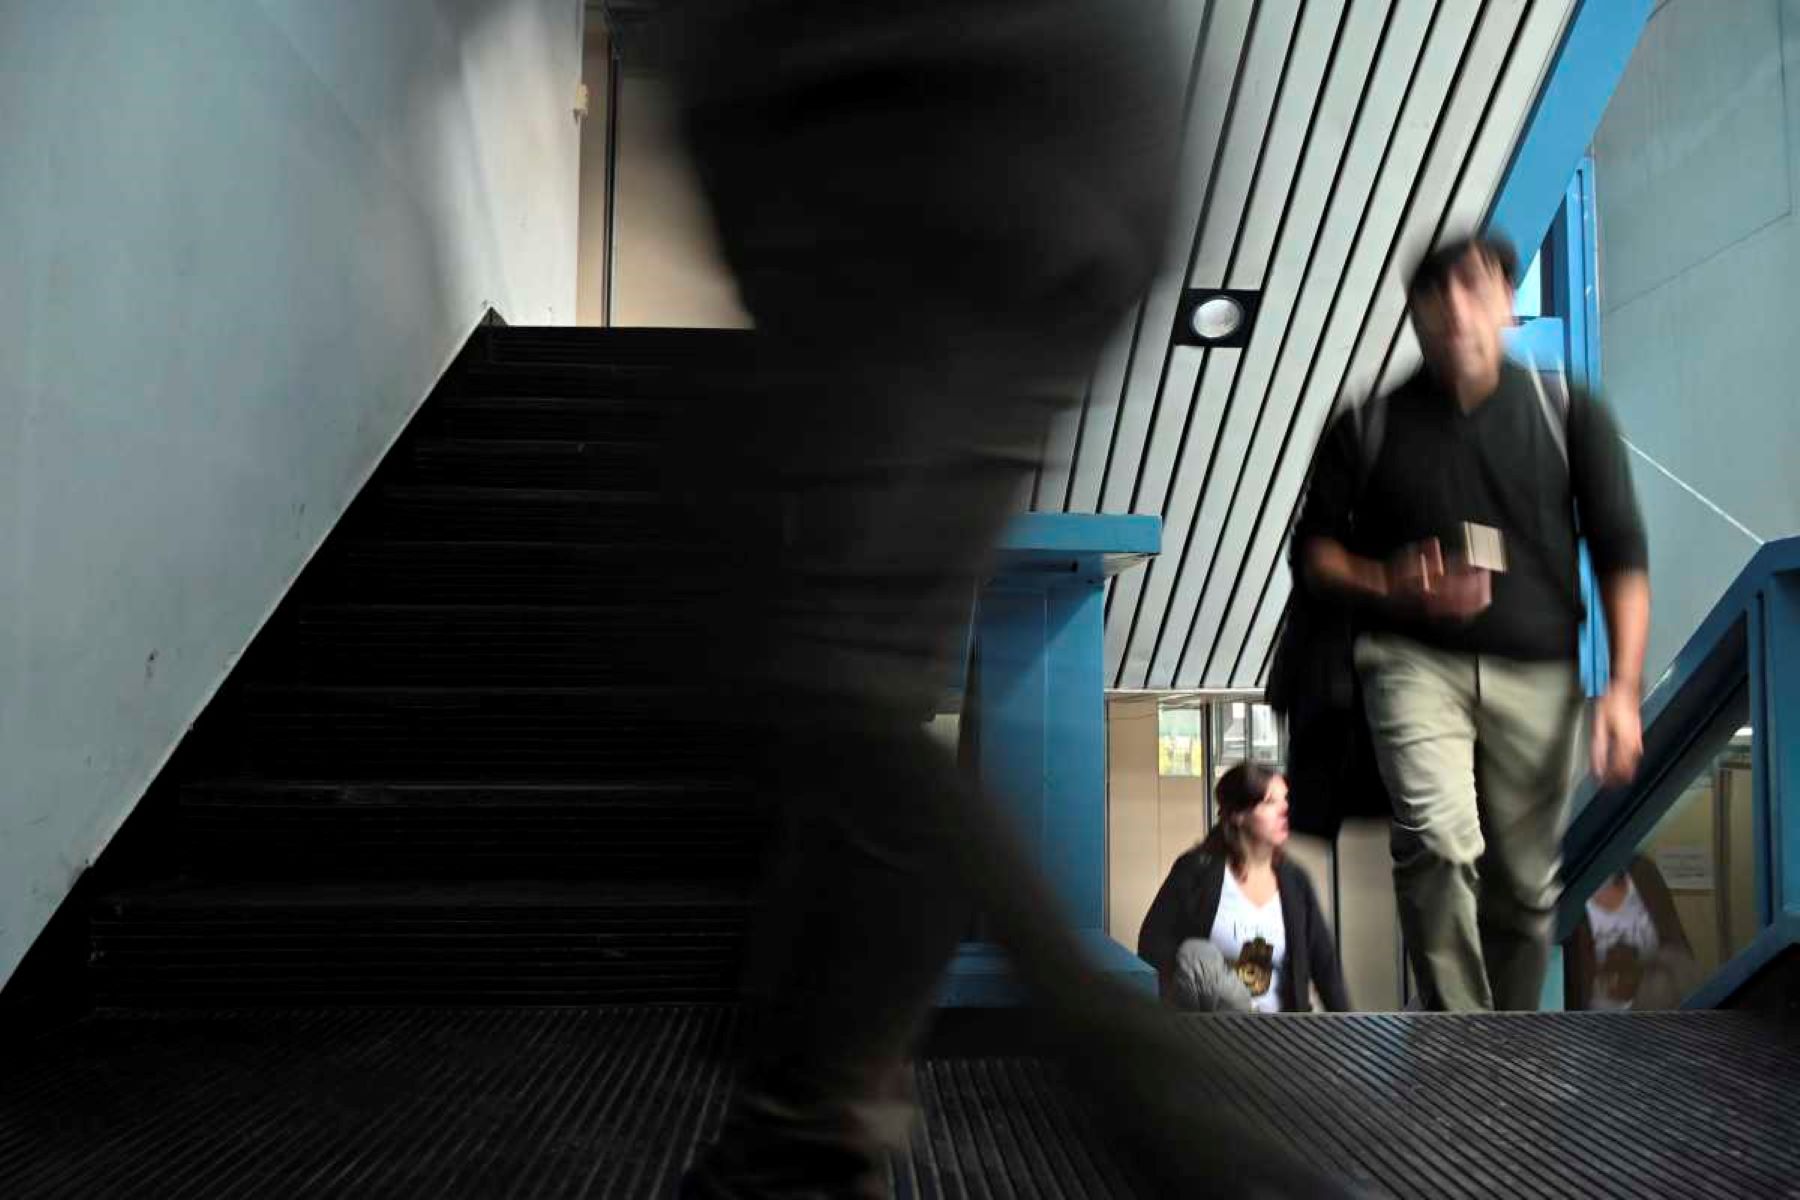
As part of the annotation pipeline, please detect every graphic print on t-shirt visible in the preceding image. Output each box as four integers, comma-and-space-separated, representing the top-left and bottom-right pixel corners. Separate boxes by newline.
1234, 936, 1275, 997
1597, 942, 1644, 1003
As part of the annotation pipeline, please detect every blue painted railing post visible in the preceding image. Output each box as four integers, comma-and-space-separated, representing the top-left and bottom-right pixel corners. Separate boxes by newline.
1754, 570, 1800, 925
939, 513, 1161, 1005
975, 571, 1107, 927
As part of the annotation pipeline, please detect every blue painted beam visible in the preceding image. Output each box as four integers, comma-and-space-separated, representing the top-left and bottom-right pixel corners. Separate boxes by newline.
999, 512, 1161, 557
1487, 0, 1653, 263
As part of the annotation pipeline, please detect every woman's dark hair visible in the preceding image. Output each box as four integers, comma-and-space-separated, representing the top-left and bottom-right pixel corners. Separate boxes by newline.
1198, 760, 1283, 871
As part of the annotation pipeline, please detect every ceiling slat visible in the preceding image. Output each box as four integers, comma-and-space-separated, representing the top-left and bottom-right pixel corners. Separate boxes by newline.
1198, 0, 1444, 684
1035, 0, 1216, 515
1095, 1, 1258, 521
1147, 0, 1393, 687
1098, 4, 1261, 684
1148, 0, 1487, 689
1187, 2, 1307, 289
1072, 0, 1294, 517
1110, 4, 1309, 687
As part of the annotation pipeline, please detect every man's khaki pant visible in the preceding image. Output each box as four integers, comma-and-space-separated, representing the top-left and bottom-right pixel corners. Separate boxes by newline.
1355, 632, 1584, 1011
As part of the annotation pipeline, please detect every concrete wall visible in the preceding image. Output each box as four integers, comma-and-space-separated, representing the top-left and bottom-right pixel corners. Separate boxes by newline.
610, 75, 749, 328
576, 26, 613, 325
569, 37, 748, 329
1592, 0, 1799, 681
0, 0, 583, 988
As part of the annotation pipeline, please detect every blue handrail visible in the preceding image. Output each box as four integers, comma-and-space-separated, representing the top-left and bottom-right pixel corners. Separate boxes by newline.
1557, 536, 1800, 1004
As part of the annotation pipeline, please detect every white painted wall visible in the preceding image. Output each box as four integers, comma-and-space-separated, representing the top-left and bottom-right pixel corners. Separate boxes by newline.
1593, 0, 1800, 682
0, 0, 582, 987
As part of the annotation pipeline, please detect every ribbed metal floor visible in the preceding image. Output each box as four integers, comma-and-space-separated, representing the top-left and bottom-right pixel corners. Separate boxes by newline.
4, 1008, 1796, 1198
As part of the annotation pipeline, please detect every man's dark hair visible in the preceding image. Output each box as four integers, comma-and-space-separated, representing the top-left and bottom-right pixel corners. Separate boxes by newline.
1406, 232, 1519, 300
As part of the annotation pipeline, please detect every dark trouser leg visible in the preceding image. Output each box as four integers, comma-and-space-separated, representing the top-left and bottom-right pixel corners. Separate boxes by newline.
670, 1, 1351, 1194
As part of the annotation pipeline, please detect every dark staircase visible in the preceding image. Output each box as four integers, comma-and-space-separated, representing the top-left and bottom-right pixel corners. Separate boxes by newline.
85, 326, 769, 1009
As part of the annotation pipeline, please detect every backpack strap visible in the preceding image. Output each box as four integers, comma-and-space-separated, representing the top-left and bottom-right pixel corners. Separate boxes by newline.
1521, 349, 1570, 468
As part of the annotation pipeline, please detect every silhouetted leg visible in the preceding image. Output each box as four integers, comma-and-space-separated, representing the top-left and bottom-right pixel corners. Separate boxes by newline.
670, 1, 1356, 1194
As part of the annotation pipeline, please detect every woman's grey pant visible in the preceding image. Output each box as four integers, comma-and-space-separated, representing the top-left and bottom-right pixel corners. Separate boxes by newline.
1169, 939, 1256, 1014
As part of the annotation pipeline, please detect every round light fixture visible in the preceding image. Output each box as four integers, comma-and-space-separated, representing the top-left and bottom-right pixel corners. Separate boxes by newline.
1190, 295, 1245, 342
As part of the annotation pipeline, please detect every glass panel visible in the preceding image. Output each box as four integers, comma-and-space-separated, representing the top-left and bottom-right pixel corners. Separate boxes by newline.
1250, 703, 1280, 763
1515, 246, 1545, 318
1157, 706, 1204, 778
1565, 719, 1758, 1010
1220, 702, 1249, 772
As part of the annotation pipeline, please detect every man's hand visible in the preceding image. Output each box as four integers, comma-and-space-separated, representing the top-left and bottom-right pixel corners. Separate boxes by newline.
1386, 539, 1491, 622
1591, 682, 1643, 786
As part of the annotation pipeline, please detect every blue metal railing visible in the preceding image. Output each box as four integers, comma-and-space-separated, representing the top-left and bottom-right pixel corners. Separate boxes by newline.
1557, 536, 1800, 1006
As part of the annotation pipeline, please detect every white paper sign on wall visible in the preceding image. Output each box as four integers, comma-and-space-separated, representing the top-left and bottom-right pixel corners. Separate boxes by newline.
1654, 845, 1714, 891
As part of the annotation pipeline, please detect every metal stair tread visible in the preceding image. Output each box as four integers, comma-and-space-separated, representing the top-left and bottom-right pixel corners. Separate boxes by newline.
98, 880, 752, 911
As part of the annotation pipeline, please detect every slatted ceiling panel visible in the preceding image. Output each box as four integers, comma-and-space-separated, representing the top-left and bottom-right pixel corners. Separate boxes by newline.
1186, 4, 1305, 291
1028, 0, 1575, 690
1080, 0, 1295, 521
1107, 6, 1311, 687
1095, 1, 1256, 522
1100, 5, 1286, 685
1225, 7, 1364, 291
1193, 0, 1442, 685
1121, 0, 1377, 690
1031, 0, 1219, 517
1149, 1, 1391, 690
1048, 0, 1230, 519
1219, 0, 1579, 688
1064, 1, 1272, 520
1113, 0, 1261, 527
1112, 348, 1238, 686
1185, 0, 1536, 688
1094, 4, 1267, 680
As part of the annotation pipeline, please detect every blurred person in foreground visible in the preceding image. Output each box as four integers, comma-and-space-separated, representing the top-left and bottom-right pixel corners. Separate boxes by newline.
1295, 232, 1650, 1013
663, 1, 1356, 1196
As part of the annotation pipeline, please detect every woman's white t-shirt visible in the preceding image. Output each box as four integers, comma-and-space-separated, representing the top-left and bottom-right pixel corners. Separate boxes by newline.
1585, 876, 1660, 1011
1209, 868, 1287, 1014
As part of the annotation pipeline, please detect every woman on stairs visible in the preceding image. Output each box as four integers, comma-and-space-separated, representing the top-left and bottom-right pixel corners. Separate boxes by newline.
1139, 763, 1352, 1014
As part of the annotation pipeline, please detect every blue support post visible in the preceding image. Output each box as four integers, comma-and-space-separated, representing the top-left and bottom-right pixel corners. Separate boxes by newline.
1487, 1, 1654, 261
1757, 572, 1800, 923
940, 514, 1160, 1006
